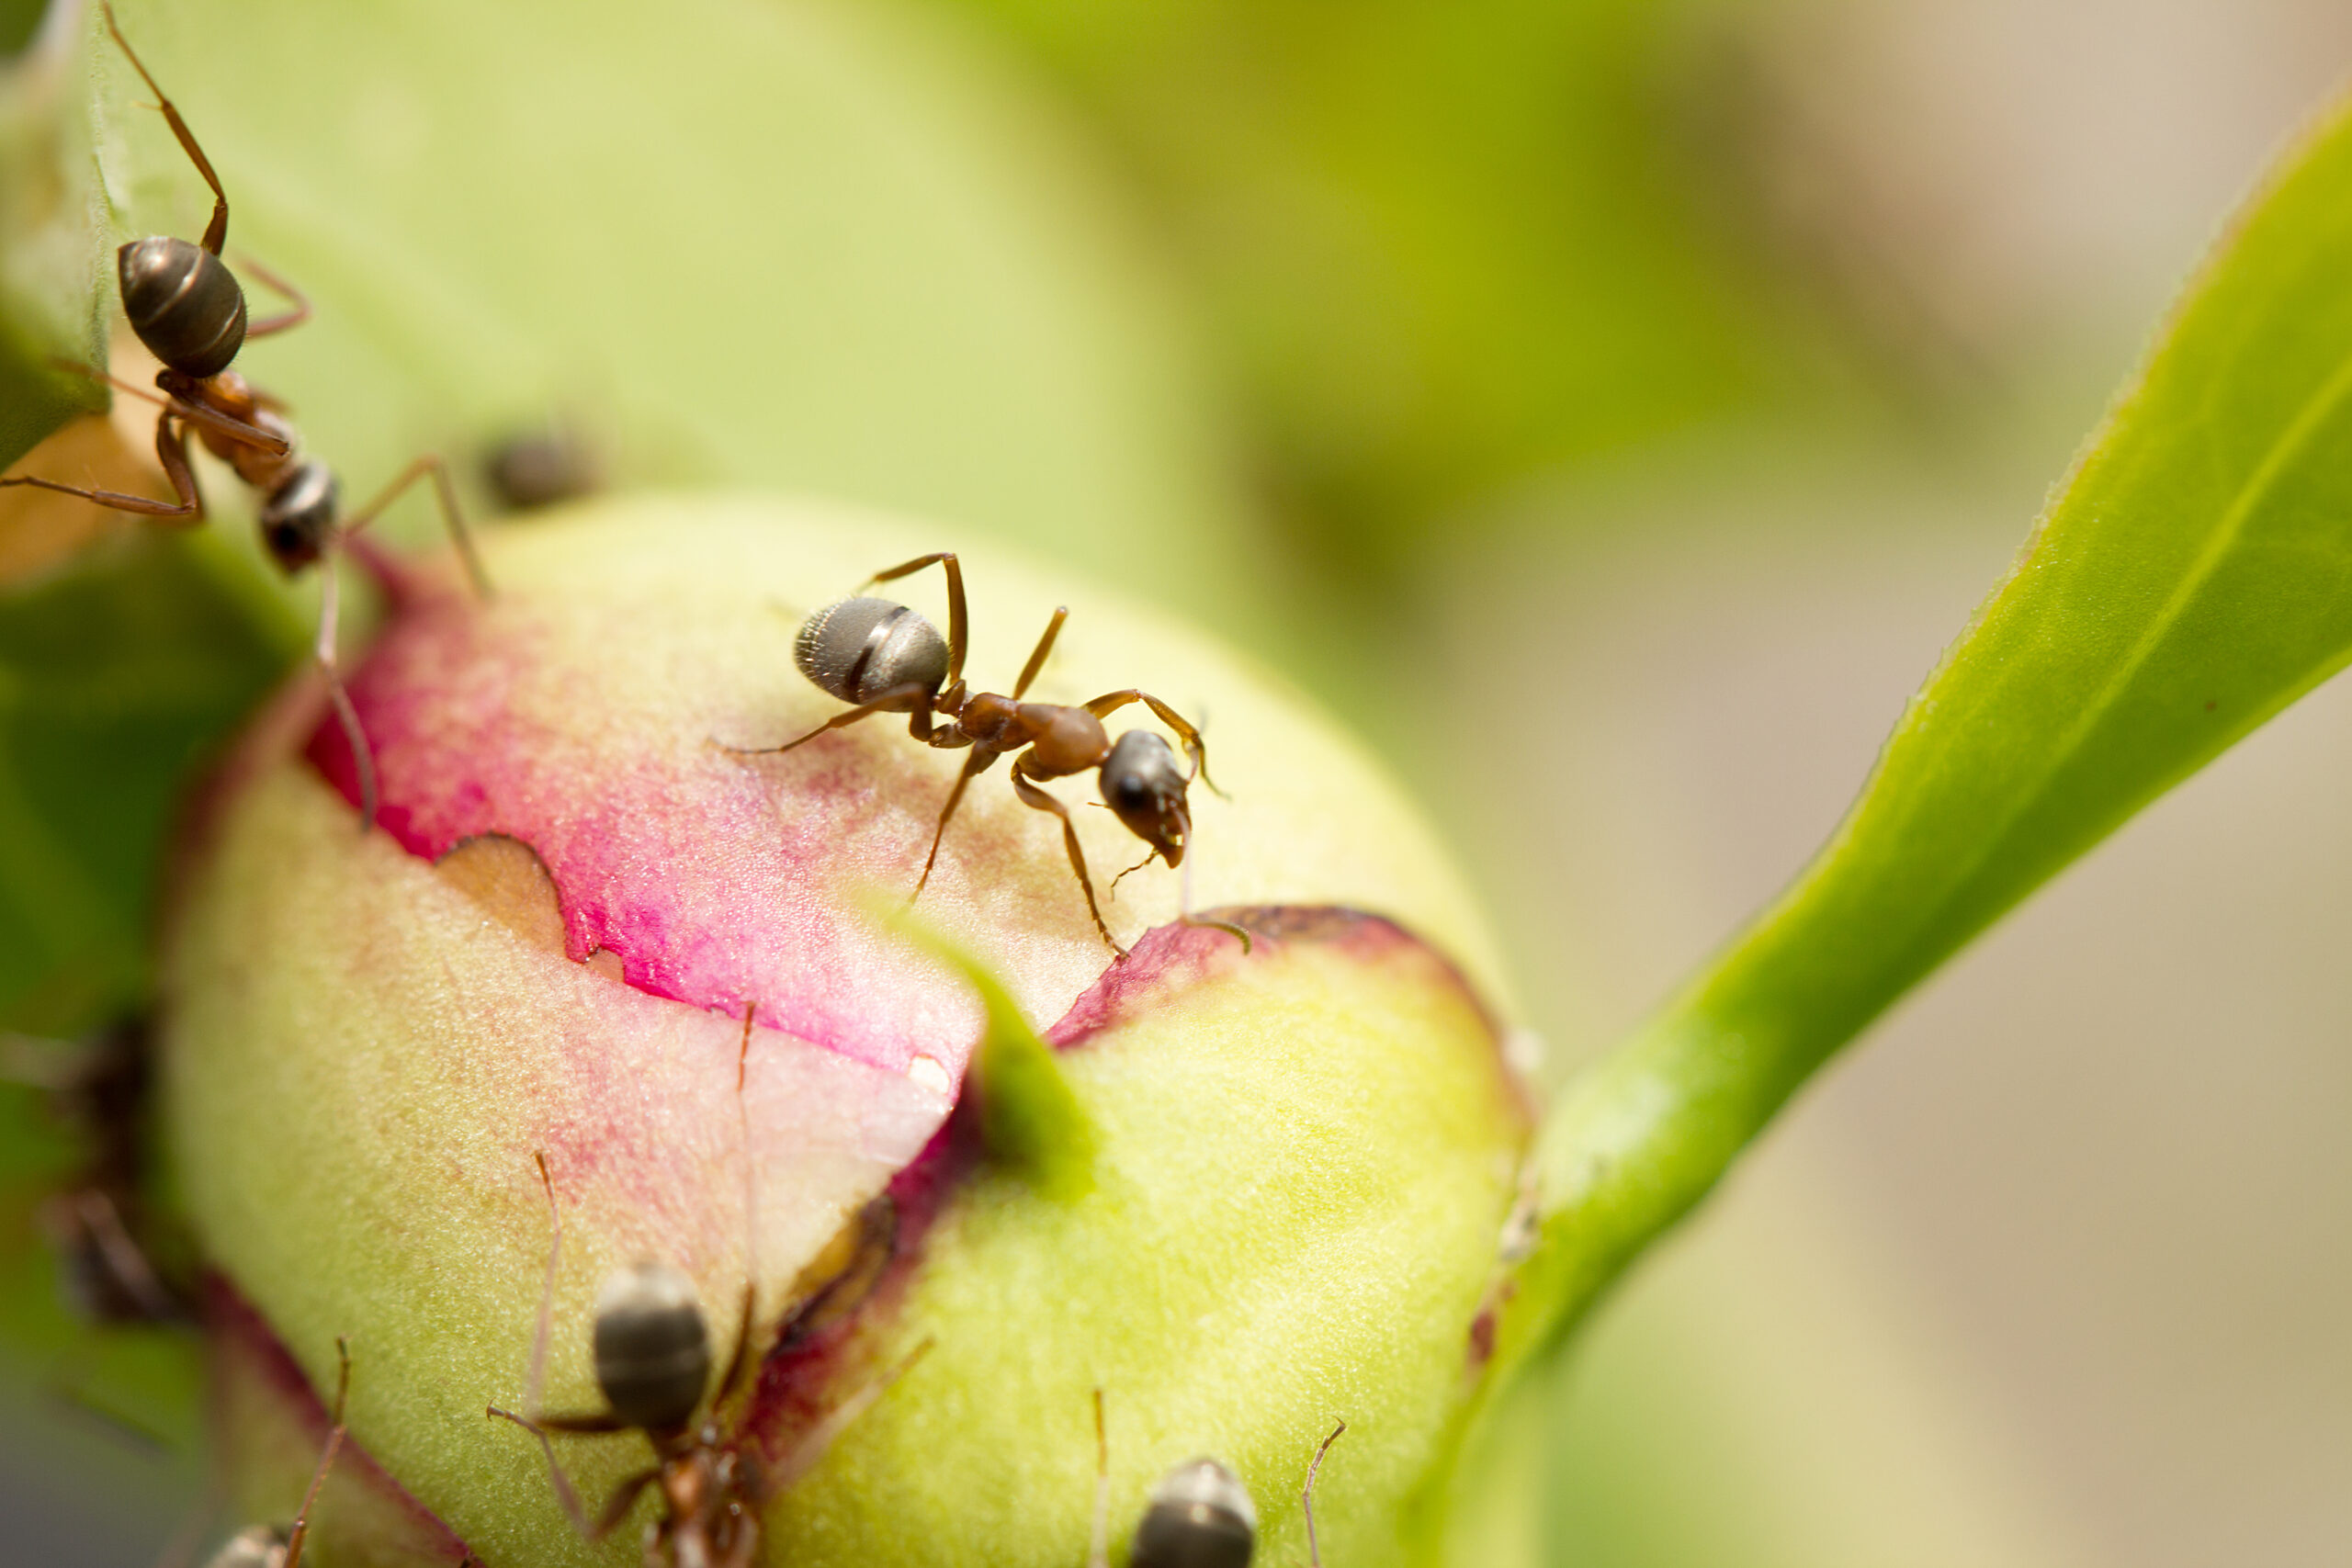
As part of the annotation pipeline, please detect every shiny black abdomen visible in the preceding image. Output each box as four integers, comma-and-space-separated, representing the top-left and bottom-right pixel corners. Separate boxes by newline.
118, 236, 247, 378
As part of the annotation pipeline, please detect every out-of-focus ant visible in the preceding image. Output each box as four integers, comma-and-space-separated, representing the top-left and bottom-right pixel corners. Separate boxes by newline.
0, 1017, 187, 1328
1085, 1391, 1347, 1568
730, 552, 1244, 957
482, 424, 603, 513
0, 3, 491, 830
198, 1336, 352, 1568
489, 1015, 922, 1566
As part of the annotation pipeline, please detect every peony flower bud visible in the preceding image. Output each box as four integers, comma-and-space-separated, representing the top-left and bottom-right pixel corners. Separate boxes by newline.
162, 495, 1531, 1567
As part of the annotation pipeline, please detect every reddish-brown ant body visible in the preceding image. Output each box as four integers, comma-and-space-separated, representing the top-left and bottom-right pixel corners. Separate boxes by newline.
734, 552, 1237, 956
0, 4, 489, 829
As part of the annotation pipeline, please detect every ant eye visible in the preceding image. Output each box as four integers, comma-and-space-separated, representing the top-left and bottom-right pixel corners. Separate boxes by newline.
1102, 730, 1184, 818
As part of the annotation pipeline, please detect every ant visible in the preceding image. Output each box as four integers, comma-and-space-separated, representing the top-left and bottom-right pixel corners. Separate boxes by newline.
0, 1017, 187, 1328
198, 1336, 353, 1568
482, 424, 603, 513
730, 552, 1241, 957
490, 1017, 924, 1566
1087, 1392, 1346, 1568
0, 3, 491, 831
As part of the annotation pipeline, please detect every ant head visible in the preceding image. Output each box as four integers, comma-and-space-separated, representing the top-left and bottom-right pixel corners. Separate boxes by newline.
118, 236, 247, 379
592, 1261, 711, 1433
794, 597, 948, 709
1131, 1457, 1257, 1568
257, 460, 338, 576
200, 1524, 289, 1568
1100, 730, 1191, 867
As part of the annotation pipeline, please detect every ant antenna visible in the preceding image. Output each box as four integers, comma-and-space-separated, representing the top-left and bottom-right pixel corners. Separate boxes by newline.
1087, 1389, 1111, 1568
1303, 1419, 1345, 1568
1172, 808, 1251, 954
525, 1152, 560, 1419
737, 1005, 761, 1335
280, 1336, 353, 1568
315, 559, 380, 834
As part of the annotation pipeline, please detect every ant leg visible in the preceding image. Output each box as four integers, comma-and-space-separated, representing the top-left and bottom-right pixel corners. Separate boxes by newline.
718, 682, 935, 755
278, 1337, 353, 1568
1083, 689, 1219, 795
485, 1406, 653, 1540
315, 558, 382, 835
44, 358, 291, 456
1010, 761, 1123, 956
338, 454, 492, 599
865, 553, 967, 687
718, 1005, 762, 1406
1303, 1419, 1346, 1568
1012, 607, 1069, 701
1104, 846, 1158, 901
1, 408, 204, 521
100, 2, 230, 255
53, 1187, 182, 1322
1086, 1390, 1111, 1568
237, 255, 311, 339
913, 749, 1000, 901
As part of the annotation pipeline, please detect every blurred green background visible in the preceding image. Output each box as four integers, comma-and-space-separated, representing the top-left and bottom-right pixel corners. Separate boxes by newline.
3, 0, 2348, 1562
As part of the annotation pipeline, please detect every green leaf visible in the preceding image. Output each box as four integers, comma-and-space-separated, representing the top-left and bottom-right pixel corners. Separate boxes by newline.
0, 0, 107, 470
1495, 89, 2352, 1377
0, 530, 288, 1031
96, 0, 1255, 605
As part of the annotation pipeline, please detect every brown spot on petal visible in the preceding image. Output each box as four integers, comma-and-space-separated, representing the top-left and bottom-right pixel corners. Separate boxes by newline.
582, 946, 628, 984
433, 832, 565, 953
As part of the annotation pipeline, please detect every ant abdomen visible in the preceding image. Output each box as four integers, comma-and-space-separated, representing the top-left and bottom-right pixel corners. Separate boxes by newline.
795, 597, 948, 707
1132, 1458, 1257, 1568
593, 1261, 712, 1433
117, 235, 247, 378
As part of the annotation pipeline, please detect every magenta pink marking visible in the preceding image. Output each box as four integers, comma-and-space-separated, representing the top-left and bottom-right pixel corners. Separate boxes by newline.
303, 588, 996, 1077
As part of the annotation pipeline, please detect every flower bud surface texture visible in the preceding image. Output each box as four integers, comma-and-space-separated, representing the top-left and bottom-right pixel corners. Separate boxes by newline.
162, 496, 1532, 1568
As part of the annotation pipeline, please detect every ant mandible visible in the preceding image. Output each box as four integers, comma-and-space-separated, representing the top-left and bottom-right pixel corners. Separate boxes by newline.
0, 3, 492, 830
731, 552, 1235, 958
